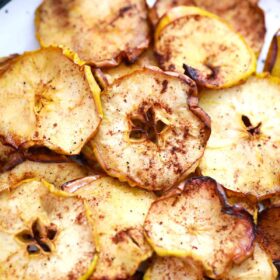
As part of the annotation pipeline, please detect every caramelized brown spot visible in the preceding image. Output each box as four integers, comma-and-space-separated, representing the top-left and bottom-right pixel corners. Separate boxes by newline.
46, 224, 57, 240
204, 63, 220, 80
112, 231, 127, 244
160, 79, 168, 94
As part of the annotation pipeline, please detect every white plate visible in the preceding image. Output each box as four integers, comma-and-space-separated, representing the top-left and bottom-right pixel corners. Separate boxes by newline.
0, 0, 279, 71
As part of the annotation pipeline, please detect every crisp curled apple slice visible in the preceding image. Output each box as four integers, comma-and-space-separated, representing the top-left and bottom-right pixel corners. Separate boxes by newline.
150, 0, 265, 54
88, 67, 210, 191
0, 47, 101, 155
257, 207, 280, 262
36, 0, 150, 67
154, 6, 256, 89
144, 256, 204, 280
64, 176, 155, 280
225, 243, 278, 280
199, 75, 280, 200
0, 179, 96, 280
0, 160, 92, 192
144, 177, 255, 278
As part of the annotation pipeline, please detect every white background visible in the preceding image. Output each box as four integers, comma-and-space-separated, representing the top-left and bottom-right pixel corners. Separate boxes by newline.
0, 0, 279, 71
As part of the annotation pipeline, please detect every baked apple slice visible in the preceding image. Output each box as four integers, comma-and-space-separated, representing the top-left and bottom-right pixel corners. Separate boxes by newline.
150, 0, 265, 54
36, 0, 150, 67
0, 47, 101, 155
0, 179, 96, 279
89, 68, 210, 190
144, 177, 255, 278
144, 257, 204, 280
64, 176, 155, 280
264, 29, 280, 78
199, 75, 280, 200
155, 6, 256, 89
257, 206, 280, 261
0, 160, 92, 192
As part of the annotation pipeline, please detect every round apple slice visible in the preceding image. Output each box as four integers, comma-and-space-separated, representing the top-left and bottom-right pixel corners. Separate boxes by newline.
0, 179, 97, 280
264, 29, 280, 78
154, 6, 256, 89
36, 0, 150, 67
64, 176, 155, 280
150, 0, 265, 54
0, 160, 92, 192
225, 243, 278, 280
144, 257, 204, 280
89, 68, 210, 191
0, 47, 101, 155
199, 75, 280, 200
144, 177, 255, 278
257, 207, 280, 261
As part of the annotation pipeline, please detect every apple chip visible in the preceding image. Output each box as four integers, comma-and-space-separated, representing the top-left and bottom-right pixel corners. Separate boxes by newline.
225, 243, 278, 280
257, 207, 280, 261
101, 49, 158, 86
155, 6, 256, 89
144, 257, 204, 280
36, 0, 150, 67
199, 75, 280, 200
0, 160, 91, 192
0, 179, 96, 280
144, 177, 255, 278
150, 0, 265, 54
89, 68, 210, 191
0, 47, 101, 155
264, 29, 280, 78
64, 176, 155, 280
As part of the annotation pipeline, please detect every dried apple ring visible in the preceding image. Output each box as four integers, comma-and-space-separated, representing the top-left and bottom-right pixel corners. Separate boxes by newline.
0, 179, 97, 280
64, 176, 155, 280
0, 47, 101, 155
36, 0, 150, 67
199, 75, 280, 200
154, 7, 256, 89
88, 68, 210, 191
144, 177, 255, 278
